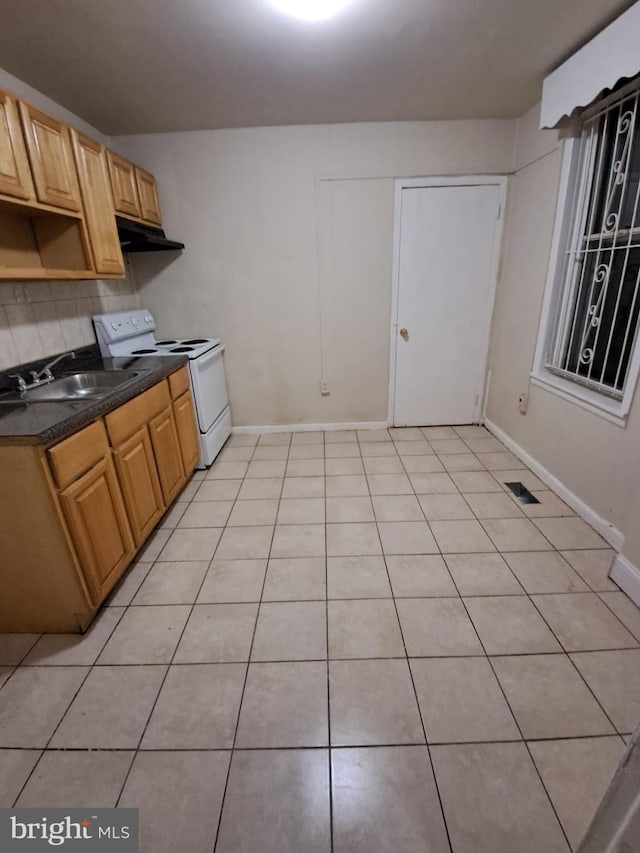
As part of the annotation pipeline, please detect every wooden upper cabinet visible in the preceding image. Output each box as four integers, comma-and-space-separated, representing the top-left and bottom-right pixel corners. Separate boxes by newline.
135, 167, 162, 225
107, 151, 162, 226
71, 131, 124, 276
108, 151, 142, 219
18, 101, 81, 212
0, 90, 34, 202
59, 456, 134, 604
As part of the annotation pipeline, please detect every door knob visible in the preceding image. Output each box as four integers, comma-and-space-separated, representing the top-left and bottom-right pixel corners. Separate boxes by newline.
400, 328, 409, 340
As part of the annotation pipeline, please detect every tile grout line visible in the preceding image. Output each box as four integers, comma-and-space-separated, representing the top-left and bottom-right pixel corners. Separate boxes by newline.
0, 632, 43, 697
11, 644, 640, 668
1, 731, 630, 755
322, 430, 334, 853
9, 645, 640, 670
11, 603, 131, 807
413, 429, 619, 849
524, 595, 628, 738
446, 565, 575, 852
464, 501, 627, 739
597, 592, 640, 643
114, 436, 258, 817
2, 425, 636, 839
113, 535, 233, 808
192, 434, 264, 853
359, 427, 457, 853
95, 588, 638, 608
211, 430, 291, 853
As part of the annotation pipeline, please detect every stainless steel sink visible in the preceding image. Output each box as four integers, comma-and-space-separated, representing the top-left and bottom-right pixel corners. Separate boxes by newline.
7, 371, 140, 402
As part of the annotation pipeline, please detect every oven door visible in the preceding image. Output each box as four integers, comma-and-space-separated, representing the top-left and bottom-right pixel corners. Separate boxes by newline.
189, 346, 229, 434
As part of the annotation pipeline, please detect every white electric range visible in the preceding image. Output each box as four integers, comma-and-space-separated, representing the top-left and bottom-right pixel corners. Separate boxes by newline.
93, 309, 231, 467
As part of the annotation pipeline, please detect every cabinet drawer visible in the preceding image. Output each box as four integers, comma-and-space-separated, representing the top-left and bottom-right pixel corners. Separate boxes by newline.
105, 380, 170, 446
168, 366, 190, 400
48, 420, 109, 489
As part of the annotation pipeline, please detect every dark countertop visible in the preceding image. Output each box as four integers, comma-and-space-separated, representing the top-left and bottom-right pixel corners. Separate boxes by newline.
0, 346, 188, 446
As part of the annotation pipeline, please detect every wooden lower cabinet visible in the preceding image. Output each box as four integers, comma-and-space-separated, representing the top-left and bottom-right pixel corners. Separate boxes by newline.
0, 370, 201, 633
113, 425, 164, 546
59, 456, 134, 605
149, 405, 186, 504
173, 390, 200, 472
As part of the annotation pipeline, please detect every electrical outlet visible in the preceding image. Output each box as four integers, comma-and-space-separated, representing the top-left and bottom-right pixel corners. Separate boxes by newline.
320, 379, 330, 396
518, 392, 528, 414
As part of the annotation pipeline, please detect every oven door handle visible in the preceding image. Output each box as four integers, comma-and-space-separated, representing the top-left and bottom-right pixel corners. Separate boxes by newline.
193, 345, 225, 371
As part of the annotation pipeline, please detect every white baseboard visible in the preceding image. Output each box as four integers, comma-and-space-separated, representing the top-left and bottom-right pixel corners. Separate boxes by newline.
232, 420, 390, 435
610, 554, 640, 607
483, 418, 624, 551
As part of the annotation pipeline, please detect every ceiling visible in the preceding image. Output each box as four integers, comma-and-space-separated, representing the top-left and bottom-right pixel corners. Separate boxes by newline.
0, 0, 634, 135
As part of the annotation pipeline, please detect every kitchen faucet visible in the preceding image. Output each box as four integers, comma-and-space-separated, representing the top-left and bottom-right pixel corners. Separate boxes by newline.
33, 350, 77, 383
10, 350, 76, 392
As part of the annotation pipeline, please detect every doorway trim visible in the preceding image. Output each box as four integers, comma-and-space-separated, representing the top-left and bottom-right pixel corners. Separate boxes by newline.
388, 175, 508, 426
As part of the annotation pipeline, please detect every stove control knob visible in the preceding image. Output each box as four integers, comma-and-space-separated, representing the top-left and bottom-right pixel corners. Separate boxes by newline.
131, 317, 139, 326
145, 315, 152, 324
111, 322, 118, 330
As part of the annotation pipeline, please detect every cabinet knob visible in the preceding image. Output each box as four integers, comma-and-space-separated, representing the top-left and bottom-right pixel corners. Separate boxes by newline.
400, 328, 409, 340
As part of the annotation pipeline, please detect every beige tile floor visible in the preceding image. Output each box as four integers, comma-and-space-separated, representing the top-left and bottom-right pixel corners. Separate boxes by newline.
1, 424, 639, 852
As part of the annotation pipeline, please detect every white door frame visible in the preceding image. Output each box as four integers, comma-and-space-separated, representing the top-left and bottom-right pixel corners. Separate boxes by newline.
388, 175, 508, 426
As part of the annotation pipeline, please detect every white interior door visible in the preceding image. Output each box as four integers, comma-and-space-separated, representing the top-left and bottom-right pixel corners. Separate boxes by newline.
393, 183, 502, 426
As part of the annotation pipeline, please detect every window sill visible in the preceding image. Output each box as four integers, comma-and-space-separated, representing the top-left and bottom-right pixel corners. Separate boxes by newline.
530, 370, 628, 427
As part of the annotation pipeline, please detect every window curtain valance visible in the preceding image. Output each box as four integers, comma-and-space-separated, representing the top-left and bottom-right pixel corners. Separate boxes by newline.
540, 2, 640, 129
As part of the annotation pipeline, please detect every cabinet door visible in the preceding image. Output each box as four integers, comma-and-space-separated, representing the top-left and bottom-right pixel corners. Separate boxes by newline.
0, 90, 34, 201
113, 425, 164, 545
135, 167, 162, 225
149, 406, 185, 504
59, 456, 134, 604
108, 152, 141, 219
18, 102, 81, 212
71, 131, 125, 276
173, 391, 200, 474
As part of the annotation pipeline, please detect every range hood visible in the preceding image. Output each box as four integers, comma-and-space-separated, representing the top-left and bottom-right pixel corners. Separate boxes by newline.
116, 216, 185, 253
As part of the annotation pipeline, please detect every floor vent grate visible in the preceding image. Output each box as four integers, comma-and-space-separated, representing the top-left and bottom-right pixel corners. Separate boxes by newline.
504, 481, 540, 505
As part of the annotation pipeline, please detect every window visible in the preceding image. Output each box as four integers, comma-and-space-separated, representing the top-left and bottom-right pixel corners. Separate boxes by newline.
536, 79, 640, 420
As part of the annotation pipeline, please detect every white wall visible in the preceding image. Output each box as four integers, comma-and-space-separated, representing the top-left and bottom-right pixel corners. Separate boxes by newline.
0, 68, 137, 370
115, 119, 515, 426
486, 103, 640, 550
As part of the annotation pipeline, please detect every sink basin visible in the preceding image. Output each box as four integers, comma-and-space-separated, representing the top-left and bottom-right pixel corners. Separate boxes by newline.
8, 371, 140, 402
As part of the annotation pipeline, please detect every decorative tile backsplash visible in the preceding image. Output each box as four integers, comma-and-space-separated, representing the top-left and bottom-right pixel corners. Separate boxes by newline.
0, 271, 138, 371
